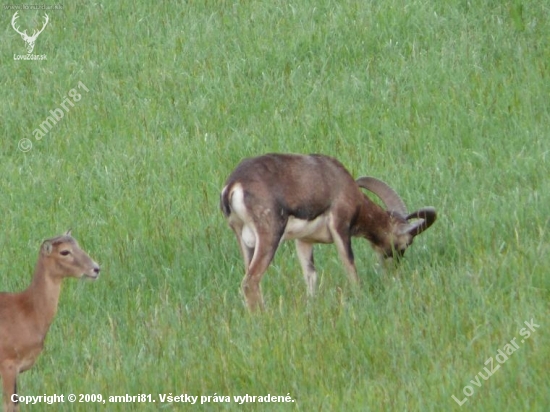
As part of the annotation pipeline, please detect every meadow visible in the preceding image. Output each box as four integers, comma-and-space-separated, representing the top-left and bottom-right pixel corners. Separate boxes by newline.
0, 0, 549, 410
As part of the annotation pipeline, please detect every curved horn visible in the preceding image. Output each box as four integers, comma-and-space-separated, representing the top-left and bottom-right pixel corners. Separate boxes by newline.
356, 176, 408, 216
405, 207, 437, 237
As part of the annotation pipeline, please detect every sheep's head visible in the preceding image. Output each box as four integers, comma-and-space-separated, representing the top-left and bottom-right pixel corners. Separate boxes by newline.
356, 177, 437, 259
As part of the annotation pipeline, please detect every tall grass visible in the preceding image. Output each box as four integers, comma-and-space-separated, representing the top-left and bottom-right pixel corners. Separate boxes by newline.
1, 0, 548, 410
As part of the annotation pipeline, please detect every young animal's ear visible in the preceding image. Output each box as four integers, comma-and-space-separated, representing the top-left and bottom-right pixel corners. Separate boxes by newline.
41, 240, 53, 255
65, 229, 72, 236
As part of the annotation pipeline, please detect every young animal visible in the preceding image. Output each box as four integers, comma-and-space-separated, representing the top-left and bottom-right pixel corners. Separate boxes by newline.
220, 153, 436, 311
0, 230, 100, 412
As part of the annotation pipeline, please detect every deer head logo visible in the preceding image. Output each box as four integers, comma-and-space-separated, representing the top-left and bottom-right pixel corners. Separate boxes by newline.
11, 12, 49, 54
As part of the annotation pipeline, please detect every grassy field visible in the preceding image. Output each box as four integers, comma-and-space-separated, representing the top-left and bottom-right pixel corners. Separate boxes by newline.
1, 0, 549, 410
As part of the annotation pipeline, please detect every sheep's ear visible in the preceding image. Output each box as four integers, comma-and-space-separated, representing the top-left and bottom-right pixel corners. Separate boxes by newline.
65, 229, 72, 236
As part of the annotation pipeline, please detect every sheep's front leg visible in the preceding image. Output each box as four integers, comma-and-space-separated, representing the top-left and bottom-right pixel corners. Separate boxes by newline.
295, 240, 317, 296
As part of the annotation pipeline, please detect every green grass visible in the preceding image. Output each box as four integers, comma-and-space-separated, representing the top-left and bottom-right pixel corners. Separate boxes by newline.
1, 0, 549, 410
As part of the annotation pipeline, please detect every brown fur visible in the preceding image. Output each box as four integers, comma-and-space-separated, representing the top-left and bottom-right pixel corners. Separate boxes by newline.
0, 231, 99, 412
221, 153, 436, 311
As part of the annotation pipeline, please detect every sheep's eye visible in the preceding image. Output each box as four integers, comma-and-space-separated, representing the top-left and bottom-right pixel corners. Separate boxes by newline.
60, 250, 71, 256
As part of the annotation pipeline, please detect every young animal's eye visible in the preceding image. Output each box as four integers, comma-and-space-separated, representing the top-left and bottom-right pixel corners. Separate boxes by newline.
60, 250, 71, 256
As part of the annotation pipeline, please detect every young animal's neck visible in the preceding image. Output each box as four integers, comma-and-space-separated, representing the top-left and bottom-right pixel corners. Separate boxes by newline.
21, 257, 63, 335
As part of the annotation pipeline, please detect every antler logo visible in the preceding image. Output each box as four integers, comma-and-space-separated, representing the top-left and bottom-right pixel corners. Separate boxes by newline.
11, 12, 49, 54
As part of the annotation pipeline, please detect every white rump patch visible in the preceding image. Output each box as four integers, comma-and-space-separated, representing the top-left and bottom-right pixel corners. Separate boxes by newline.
229, 184, 247, 218
229, 183, 258, 248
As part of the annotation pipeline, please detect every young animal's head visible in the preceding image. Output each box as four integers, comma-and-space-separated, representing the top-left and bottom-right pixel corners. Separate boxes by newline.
40, 230, 100, 280
356, 177, 437, 259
